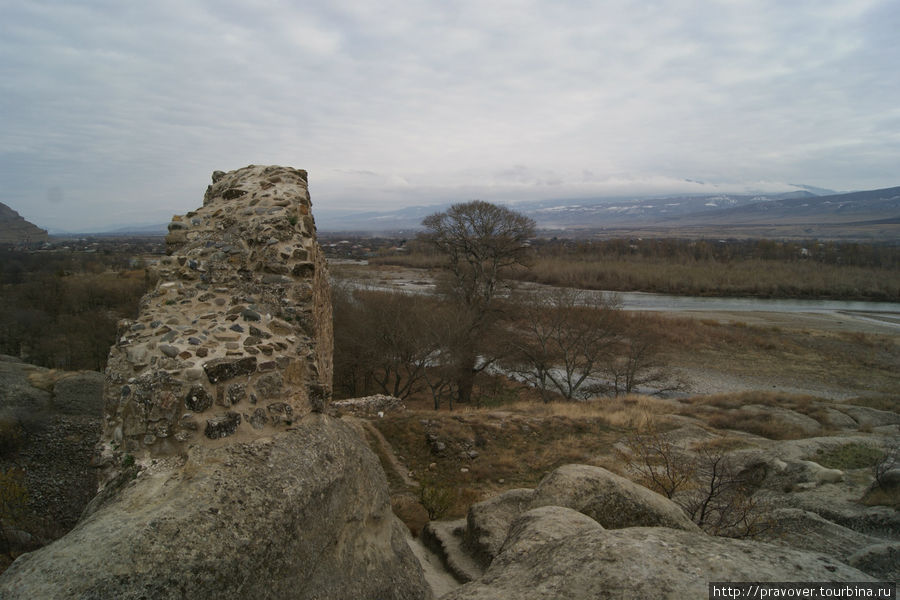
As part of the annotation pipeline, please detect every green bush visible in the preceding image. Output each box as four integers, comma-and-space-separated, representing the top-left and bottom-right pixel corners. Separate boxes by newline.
418, 477, 455, 520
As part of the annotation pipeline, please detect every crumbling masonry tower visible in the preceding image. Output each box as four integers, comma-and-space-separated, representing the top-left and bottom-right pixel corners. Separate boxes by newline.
99, 166, 333, 469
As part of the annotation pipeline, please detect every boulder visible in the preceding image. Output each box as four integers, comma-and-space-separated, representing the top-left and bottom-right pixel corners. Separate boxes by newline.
740, 404, 823, 436
499, 506, 602, 555
785, 492, 900, 537
840, 406, 900, 428
755, 508, 884, 563
822, 408, 859, 430
756, 457, 845, 493
528, 464, 699, 532
848, 543, 900, 583
464, 488, 535, 567
0, 414, 431, 600
443, 511, 874, 600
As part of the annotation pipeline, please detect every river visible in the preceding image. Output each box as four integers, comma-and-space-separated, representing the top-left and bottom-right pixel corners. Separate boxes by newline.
329, 260, 900, 332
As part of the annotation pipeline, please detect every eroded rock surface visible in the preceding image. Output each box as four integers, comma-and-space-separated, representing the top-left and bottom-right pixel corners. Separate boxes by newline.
442, 510, 873, 600
0, 414, 431, 600
464, 488, 535, 568
528, 464, 700, 532
98, 165, 333, 479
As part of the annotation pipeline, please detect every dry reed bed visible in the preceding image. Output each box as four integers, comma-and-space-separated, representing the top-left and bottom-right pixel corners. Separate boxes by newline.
371, 253, 900, 300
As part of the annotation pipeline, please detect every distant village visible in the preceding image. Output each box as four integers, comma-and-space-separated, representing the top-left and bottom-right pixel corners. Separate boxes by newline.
318, 234, 411, 260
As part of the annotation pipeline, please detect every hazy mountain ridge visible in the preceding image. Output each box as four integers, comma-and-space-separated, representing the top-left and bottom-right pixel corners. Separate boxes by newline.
516, 191, 820, 228
664, 186, 900, 226
0, 202, 48, 243
25, 185, 900, 237
314, 186, 899, 233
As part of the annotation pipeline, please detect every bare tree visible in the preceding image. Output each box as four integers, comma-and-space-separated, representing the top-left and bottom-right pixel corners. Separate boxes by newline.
332, 287, 442, 400
619, 431, 772, 538
603, 312, 686, 397
420, 200, 535, 405
679, 444, 771, 538
617, 426, 695, 499
506, 288, 620, 401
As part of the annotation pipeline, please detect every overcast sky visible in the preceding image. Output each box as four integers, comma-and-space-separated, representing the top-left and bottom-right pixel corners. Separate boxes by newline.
2, 0, 898, 232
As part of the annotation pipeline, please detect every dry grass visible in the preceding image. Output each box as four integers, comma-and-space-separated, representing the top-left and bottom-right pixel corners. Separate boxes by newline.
370, 254, 447, 269
645, 314, 899, 397
809, 442, 884, 470
678, 392, 827, 440
518, 256, 899, 301
370, 384, 897, 527
844, 396, 900, 412
372, 403, 620, 518
371, 391, 753, 521
370, 250, 900, 301
704, 411, 810, 440
490, 395, 674, 430
861, 486, 900, 509
683, 391, 819, 411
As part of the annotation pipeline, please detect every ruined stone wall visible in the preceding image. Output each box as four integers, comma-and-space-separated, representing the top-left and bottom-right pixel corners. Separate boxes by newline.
99, 165, 332, 473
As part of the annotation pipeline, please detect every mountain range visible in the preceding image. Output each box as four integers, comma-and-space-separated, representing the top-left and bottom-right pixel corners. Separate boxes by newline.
6, 186, 899, 240
315, 186, 900, 236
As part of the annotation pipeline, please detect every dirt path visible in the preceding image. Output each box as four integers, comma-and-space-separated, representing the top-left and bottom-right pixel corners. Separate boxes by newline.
406, 537, 460, 598
357, 418, 419, 489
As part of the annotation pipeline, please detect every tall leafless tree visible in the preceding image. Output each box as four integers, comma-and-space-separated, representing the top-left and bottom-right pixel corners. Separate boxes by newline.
420, 201, 535, 405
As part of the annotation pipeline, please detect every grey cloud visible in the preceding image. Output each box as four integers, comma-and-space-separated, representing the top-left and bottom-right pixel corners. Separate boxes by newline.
0, 0, 897, 231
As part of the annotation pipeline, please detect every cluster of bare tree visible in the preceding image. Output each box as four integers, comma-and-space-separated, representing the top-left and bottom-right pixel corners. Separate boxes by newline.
332, 200, 676, 407
333, 287, 461, 409
501, 288, 676, 401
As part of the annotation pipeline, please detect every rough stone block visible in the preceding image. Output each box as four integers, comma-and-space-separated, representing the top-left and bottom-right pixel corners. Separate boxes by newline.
204, 412, 242, 439
203, 357, 258, 383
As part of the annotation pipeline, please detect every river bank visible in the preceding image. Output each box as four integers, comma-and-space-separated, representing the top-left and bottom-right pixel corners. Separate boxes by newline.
330, 261, 900, 401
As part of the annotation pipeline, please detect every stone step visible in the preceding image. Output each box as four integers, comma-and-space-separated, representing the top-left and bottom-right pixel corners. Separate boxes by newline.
420, 518, 484, 584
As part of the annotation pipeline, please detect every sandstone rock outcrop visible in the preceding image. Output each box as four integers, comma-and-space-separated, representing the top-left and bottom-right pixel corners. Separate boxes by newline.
442, 509, 874, 600
0, 202, 47, 244
528, 464, 700, 532
848, 542, 900, 583
423, 462, 894, 597
464, 488, 535, 568
98, 165, 333, 479
0, 414, 432, 599
755, 508, 884, 563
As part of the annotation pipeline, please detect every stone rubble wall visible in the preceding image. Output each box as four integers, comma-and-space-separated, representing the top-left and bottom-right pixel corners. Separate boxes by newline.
98, 165, 332, 477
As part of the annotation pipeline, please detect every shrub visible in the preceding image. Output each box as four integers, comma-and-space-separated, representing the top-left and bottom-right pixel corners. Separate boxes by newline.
617, 426, 694, 499
418, 477, 455, 520
619, 430, 771, 538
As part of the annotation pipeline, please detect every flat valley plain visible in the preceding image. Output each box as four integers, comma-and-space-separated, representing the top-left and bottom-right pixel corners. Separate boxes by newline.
331, 260, 900, 401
